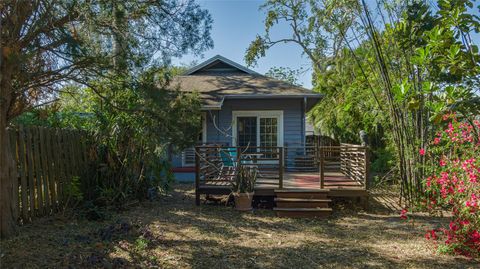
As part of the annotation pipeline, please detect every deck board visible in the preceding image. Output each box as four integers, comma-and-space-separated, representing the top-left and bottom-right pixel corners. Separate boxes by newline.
199, 171, 366, 195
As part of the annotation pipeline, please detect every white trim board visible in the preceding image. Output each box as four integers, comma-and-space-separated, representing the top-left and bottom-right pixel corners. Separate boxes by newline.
182, 113, 207, 167
231, 110, 284, 147
184, 55, 260, 75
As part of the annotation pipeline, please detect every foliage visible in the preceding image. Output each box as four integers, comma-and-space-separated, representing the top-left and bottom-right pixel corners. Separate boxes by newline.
246, 0, 480, 206
1, 0, 213, 237
422, 115, 480, 257
63, 176, 84, 211
231, 166, 257, 193
265, 66, 304, 86
65, 70, 201, 206
370, 147, 395, 174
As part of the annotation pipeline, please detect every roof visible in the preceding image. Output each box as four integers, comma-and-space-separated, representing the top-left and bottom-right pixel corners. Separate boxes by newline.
170, 55, 322, 110
184, 55, 259, 75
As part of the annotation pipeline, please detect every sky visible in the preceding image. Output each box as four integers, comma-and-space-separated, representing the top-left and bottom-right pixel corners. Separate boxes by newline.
172, 0, 480, 90
172, 0, 314, 88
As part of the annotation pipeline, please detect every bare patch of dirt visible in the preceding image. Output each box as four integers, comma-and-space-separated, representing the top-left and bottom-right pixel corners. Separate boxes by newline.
0, 184, 477, 268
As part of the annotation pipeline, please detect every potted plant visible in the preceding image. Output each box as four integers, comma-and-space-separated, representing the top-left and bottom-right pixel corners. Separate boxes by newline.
231, 165, 257, 211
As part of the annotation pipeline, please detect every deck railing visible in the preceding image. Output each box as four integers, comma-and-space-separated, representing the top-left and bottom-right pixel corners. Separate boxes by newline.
284, 144, 318, 172
194, 143, 369, 203
319, 144, 369, 189
194, 145, 284, 195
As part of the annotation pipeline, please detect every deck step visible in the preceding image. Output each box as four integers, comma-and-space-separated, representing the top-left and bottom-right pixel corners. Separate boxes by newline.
275, 197, 331, 208
274, 198, 331, 202
274, 189, 332, 218
273, 207, 332, 218
274, 189, 330, 199
275, 189, 330, 193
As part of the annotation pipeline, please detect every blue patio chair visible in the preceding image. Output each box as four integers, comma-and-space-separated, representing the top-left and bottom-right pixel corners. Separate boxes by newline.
220, 147, 237, 167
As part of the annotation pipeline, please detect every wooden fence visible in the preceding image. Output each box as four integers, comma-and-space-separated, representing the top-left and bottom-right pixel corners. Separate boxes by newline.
8, 125, 90, 223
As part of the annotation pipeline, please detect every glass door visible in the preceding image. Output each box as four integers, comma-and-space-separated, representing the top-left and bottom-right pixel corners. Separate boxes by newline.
233, 111, 283, 154
259, 117, 278, 148
237, 117, 257, 152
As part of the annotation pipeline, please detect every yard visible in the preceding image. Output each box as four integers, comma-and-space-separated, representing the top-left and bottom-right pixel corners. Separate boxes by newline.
0, 184, 476, 269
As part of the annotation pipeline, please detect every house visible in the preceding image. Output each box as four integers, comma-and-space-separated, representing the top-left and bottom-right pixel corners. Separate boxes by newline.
168, 55, 369, 216
169, 55, 323, 180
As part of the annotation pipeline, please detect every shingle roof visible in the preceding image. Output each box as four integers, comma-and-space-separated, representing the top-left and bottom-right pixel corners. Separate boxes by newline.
170, 55, 322, 110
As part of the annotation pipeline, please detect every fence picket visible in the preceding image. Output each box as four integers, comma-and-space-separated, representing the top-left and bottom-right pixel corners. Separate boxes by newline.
62, 130, 73, 187
25, 127, 36, 218
32, 126, 44, 215
17, 126, 29, 221
45, 128, 57, 210
39, 127, 51, 214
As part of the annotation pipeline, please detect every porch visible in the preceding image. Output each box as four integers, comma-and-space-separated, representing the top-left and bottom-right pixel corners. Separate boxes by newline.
194, 143, 370, 204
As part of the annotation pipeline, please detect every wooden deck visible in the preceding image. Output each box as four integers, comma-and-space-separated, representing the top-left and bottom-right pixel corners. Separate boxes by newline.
246, 171, 366, 196
198, 172, 367, 197
195, 144, 369, 205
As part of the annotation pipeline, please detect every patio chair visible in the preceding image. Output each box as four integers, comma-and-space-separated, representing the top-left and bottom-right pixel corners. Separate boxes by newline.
215, 147, 238, 183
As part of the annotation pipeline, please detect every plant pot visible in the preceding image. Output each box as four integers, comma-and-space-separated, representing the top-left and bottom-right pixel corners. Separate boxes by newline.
233, 192, 254, 211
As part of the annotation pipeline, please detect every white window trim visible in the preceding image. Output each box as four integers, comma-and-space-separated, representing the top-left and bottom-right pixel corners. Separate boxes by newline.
231, 110, 284, 147
182, 112, 207, 166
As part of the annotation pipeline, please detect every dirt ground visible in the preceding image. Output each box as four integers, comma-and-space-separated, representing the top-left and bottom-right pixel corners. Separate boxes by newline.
0, 184, 477, 268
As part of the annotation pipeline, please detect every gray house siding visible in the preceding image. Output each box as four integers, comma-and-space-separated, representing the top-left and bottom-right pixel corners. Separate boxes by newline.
207, 99, 304, 146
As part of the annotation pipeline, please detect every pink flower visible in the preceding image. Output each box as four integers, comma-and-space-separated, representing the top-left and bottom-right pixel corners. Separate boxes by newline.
470, 230, 480, 243
400, 208, 408, 220
439, 159, 447, 167
425, 230, 438, 240
419, 148, 425, 156
449, 222, 459, 231
434, 137, 441, 145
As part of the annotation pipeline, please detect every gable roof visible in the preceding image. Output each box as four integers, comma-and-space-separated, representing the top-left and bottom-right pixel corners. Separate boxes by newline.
184, 55, 259, 75
171, 55, 322, 110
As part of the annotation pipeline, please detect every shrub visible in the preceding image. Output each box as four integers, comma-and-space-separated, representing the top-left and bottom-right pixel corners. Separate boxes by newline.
231, 165, 257, 193
422, 114, 479, 257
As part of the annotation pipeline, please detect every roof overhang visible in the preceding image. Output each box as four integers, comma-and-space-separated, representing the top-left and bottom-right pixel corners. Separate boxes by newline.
200, 94, 323, 111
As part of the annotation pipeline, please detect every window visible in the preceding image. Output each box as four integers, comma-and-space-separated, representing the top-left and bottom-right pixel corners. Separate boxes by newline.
182, 113, 207, 166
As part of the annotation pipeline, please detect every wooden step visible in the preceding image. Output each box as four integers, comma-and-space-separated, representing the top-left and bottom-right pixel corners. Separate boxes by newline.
274, 189, 330, 199
273, 207, 332, 218
274, 198, 331, 208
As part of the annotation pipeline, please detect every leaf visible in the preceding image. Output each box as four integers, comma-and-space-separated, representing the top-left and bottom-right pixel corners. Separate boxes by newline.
343, 103, 352, 112
408, 99, 420, 110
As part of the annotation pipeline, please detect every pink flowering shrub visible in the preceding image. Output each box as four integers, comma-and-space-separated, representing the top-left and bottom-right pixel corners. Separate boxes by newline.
422, 114, 480, 257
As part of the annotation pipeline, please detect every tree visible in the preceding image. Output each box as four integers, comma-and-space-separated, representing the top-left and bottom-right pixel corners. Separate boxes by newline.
265, 66, 304, 86
246, 0, 480, 205
0, 0, 212, 238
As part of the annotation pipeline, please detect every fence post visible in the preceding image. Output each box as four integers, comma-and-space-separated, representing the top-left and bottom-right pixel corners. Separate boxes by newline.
279, 147, 284, 189
319, 147, 324, 189
195, 146, 200, 206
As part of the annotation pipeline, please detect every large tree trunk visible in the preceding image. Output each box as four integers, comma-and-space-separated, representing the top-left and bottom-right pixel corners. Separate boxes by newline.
0, 43, 18, 238
0, 107, 17, 238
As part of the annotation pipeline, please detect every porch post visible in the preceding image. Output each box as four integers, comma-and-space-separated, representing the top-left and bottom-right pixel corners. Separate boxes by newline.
364, 146, 369, 190
279, 147, 284, 189
195, 146, 200, 206
319, 147, 324, 189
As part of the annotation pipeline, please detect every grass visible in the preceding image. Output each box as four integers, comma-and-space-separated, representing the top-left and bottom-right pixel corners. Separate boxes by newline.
0, 184, 477, 268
